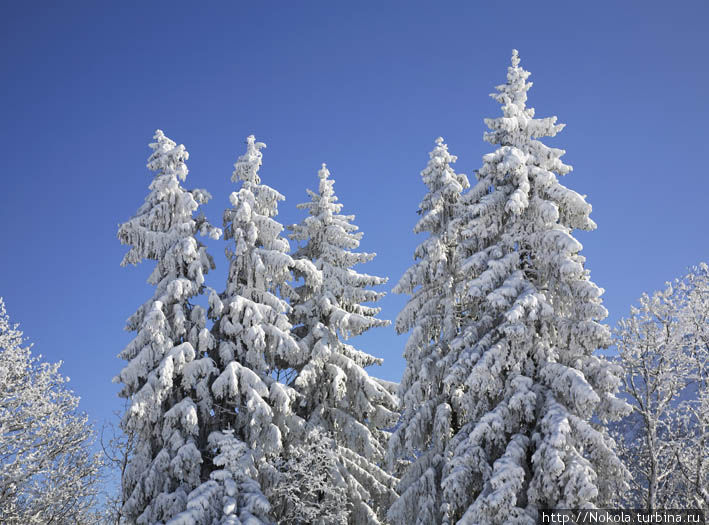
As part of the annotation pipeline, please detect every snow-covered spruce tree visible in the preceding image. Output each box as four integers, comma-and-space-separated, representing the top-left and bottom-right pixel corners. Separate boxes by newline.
385, 138, 470, 524
0, 298, 103, 525
208, 135, 319, 522
393, 51, 631, 525
114, 130, 222, 524
288, 163, 399, 524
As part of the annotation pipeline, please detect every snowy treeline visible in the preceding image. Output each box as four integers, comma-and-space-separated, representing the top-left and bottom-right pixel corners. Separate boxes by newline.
109, 49, 635, 525
4, 50, 703, 525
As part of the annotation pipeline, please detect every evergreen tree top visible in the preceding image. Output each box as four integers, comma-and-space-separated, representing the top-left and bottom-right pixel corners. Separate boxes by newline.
414, 136, 469, 236
290, 163, 384, 275
232, 134, 267, 185
485, 50, 566, 149
493, 49, 532, 116
117, 130, 220, 267
297, 163, 345, 219
226, 135, 285, 225
148, 129, 189, 181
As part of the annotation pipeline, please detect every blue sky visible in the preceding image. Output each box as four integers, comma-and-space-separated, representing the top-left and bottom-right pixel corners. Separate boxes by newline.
1, 1, 707, 426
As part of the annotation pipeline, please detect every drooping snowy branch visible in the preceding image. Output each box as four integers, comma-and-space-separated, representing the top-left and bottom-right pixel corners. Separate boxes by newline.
167, 430, 271, 525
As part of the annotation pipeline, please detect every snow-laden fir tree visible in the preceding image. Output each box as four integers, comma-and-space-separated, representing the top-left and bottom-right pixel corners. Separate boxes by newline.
114, 130, 222, 524
288, 164, 399, 524
444, 49, 631, 523
208, 135, 319, 521
390, 51, 631, 525
386, 138, 470, 524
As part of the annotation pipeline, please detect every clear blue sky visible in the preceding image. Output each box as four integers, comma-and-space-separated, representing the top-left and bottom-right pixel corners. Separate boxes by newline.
1, 1, 707, 426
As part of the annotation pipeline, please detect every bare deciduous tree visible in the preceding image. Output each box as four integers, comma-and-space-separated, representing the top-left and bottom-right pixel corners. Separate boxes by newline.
0, 297, 104, 525
99, 409, 137, 525
615, 264, 709, 512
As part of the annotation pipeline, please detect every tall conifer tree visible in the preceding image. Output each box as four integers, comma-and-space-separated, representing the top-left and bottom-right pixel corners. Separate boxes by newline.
209, 135, 318, 519
288, 164, 399, 524
115, 130, 221, 524
445, 50, 628, 524
390, 52, 629, 524
386, 137, 469, 524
